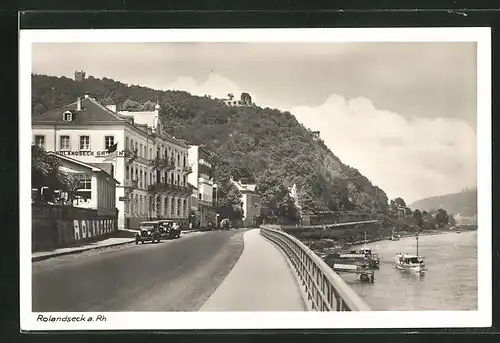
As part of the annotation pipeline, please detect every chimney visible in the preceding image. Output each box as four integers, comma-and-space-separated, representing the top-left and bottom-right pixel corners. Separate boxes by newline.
106, 104, 117, 112
84, 92, 90, 99
77, 97, 81, 111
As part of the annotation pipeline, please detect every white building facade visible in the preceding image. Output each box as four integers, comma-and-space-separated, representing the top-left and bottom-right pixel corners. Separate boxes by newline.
32, 94, 193, 230
187, 145, 216, 228
231, 178, 261, 228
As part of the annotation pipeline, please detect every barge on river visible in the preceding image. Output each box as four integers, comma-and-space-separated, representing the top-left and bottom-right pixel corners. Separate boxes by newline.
332, 263, 375, 283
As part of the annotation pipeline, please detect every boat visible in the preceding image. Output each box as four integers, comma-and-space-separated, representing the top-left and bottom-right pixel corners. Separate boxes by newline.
390, 227, 401, 241
395, 231, 427, 274
340, 232, 380, 269
395, 254, 427, 273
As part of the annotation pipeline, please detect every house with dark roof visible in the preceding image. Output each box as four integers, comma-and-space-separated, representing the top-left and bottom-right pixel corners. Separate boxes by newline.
32, 94, 194, 230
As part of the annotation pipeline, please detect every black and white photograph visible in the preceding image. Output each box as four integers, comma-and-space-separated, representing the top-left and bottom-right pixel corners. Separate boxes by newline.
20, 28, 491, 330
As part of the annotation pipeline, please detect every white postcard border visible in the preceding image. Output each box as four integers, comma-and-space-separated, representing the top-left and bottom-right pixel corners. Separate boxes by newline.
20, 27, 491, 331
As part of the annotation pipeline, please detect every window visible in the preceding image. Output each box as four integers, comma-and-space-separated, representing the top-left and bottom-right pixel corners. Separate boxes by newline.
125, 137, 129, 150
135, 141, 138, 152
105, 136, 115, 150
150, 148, 152, 160
183, 156, 186, 167
76, 174, 92, 190
34, 135, 45, 149
60, 135, 70, 150
177, 154, 180, 165
140, 144, 143, 157
63, 111, 72, 121
198, 193, 202, 200
79, 136, 90, 150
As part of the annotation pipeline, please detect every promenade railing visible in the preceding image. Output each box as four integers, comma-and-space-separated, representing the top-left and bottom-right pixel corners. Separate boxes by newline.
260, 225, 371, 311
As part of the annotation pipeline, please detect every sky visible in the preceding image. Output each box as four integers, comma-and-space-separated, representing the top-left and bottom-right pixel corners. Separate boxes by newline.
32, 42, 478, 203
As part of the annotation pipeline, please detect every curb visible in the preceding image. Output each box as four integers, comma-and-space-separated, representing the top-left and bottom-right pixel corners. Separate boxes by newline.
32, 239, 136, 262
181, 230, 201, 234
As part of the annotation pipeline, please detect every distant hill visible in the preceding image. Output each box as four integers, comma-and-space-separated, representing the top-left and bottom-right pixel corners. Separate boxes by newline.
409, 188, 477, 217
31, 73, 390, 215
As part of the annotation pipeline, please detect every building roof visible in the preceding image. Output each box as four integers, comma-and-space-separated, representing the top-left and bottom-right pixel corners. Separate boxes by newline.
88, 162, 114, 177
32, 97, 129, 125
231, 178, 257, 193
32, 96, 191, 148
49, 152, 120, 184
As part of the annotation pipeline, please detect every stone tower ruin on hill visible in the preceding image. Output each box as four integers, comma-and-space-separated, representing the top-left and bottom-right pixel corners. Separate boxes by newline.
74, 70, 86, 82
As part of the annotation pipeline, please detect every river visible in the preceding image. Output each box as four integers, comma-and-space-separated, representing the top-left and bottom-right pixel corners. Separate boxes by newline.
339, 231, 477, 311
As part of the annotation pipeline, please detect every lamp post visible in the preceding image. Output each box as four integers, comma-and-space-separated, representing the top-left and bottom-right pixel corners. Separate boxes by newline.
213, 183, 218, 227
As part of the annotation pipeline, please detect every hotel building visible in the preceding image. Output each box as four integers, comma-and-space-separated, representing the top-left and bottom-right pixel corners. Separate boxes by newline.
32, 94, 193, 230
187, 145, 216, 228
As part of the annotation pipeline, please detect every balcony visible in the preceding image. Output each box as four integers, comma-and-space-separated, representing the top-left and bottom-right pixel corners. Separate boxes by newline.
123, 178, 138, 188
182, 165, 193, 174
150, 157, 176, 171
199, 199, 213, 208
147, 182, 193, 195
198, 176, 213, 185
124, 149, 138, 164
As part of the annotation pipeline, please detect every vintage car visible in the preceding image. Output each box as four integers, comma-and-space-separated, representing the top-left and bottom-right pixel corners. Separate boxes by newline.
136, 221, 161, 244
159, 220, 181, 239
220, 218, 231, 230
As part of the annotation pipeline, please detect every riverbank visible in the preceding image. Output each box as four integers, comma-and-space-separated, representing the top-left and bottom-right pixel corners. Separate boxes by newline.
295, 228, 462, 259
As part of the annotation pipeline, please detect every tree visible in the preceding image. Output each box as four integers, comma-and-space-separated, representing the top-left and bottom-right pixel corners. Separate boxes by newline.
214, 178, 244, 222
394, 197, 407, 208
32, 145, 79, 202
413, 209, 424, 226
257, 169, 300, 223
435, 209, 449, 227
121, 99, 143, 111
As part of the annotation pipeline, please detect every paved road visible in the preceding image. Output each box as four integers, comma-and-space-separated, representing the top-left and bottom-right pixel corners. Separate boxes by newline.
32, 230, 246, 312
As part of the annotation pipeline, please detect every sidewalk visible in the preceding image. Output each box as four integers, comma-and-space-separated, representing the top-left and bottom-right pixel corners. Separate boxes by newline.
32, 237, 136, 262
199, 229, 306, 311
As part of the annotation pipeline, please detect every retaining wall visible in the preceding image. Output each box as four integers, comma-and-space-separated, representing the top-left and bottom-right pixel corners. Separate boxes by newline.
32, 203, 118, 252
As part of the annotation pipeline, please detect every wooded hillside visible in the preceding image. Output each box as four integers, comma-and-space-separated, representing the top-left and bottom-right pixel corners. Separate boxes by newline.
32, 74, 390, 216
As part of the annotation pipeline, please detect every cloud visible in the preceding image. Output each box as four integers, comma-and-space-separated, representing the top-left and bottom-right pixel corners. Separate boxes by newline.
163, 73, 244, 100
289, 95, 477, 203
160, 73, 477, 203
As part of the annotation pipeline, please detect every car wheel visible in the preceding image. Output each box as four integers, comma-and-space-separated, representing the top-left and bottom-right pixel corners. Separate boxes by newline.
135, 241, 138, 245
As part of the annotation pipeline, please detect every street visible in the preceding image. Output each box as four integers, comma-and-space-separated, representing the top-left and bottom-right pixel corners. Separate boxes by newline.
32, 229, 246, 312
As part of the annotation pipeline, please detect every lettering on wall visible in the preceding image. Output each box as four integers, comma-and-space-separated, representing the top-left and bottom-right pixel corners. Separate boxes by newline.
68, 219, 117, 243
73, 220, 80, 240
56, 150, 125, 157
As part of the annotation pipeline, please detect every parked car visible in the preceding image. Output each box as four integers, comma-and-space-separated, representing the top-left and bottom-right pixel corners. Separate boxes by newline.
159, 220, 181, 239
136, 221, 161, 244
220, 218, 231, 230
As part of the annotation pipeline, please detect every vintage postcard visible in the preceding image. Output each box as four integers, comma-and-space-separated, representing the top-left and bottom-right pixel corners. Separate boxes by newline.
20, 28, 491, 330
